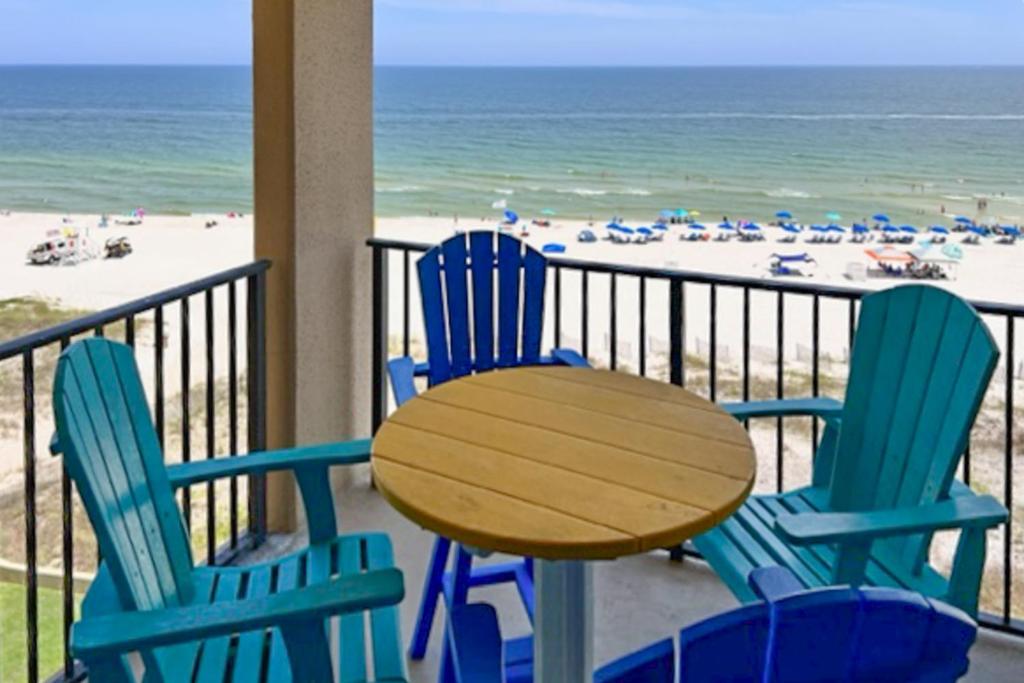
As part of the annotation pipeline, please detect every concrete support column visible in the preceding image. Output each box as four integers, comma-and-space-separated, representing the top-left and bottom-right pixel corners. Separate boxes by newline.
253, 0, 374, 532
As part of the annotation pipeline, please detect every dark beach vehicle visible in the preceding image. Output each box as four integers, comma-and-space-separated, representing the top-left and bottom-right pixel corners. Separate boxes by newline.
104, 236, 133, 259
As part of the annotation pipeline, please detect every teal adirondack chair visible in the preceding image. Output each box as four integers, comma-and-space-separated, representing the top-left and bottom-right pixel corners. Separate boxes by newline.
694, 284, 1008, 616
51, 338, 408, 682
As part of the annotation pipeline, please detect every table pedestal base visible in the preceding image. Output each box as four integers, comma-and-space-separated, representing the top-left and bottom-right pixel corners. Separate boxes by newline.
534, 560, 593, 683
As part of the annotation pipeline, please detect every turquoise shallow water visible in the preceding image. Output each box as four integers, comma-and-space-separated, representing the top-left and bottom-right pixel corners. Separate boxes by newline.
1, 66, 1022, 224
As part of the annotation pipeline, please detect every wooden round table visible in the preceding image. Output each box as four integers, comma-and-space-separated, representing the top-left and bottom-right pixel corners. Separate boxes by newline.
372, 366, 756, 682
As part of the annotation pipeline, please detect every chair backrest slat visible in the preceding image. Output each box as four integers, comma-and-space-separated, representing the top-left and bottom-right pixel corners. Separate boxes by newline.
53, 339, 194, 613
418, 247, 453, 386
520, 247, 546, 365
496, 233, 522, 367
469, 232, 496, 372
442, 236, 474, 378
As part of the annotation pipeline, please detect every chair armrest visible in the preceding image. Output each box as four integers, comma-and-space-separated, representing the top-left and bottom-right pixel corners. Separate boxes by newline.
721, 397, 843, 422
388, 356, 421, 406
448, 603, 504, 683
775, 495, 1007, 546
72, 568, 403, 660
748, 566, 804, 602
551, 348, 590, 367
165, 439, 372, 489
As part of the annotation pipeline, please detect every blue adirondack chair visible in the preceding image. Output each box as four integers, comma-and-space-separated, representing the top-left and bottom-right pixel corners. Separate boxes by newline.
388, 231, 589, 661
693, 285, 1008, 617
446, 567, 978, 683
51, 338, 408, 682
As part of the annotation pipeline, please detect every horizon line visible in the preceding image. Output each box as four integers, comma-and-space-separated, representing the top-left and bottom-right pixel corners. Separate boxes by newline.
2, 62, 1024, 69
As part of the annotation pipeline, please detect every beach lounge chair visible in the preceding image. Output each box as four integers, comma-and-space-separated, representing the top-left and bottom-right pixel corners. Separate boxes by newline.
51, 339, 407, 682
387, 232, 589, 664
447, 566, 977, 683
693, 285, 1008, 618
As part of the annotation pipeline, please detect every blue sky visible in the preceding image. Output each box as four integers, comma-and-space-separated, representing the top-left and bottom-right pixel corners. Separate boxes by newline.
2, 1, 1023, 66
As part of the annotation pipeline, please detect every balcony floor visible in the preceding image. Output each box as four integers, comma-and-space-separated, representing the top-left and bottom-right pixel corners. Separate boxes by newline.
244, 467, 1023, 682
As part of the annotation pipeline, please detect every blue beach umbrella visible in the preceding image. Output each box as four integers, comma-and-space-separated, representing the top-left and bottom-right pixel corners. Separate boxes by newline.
775, 211, 793, 220
930, 226, 949, 234
745, 223, 762, 230
968, 226, 986, 237
783, 224, 801, 234
829, 224, 846, 233
690, 223, 706, 230
652, 223, 668, 231
636, 227, 653, 236
853, 224, 869, 233
873, 213, 891, 223
900, 225, 918, 234
810, 224, 826, 232
606, 221, 621, 229
610, 225, 634, 235
542, 243, 566, 254
660, 210, 674, 219
719, 221, 734, 229
504, 210, 519, 224
955, 216, 974, 225
1004, 226, 1021, 237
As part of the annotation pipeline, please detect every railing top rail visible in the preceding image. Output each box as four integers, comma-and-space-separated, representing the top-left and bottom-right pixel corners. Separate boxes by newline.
367, 237, 1023, 317
0, 259, 271, 362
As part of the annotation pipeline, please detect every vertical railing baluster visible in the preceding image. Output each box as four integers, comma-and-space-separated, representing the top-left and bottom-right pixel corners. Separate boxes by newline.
709, 284, 717, 401
554, 266, 562, 348
1004, 316, 1014, 624
372, 246, 388, 434
247, 270, 268, 541
848, 299, 856, 350
639, 277, 647, 377
776, 292, 785, 493
23, 350, 38, 683
94, 325, 104, 338
155, 305, 165, 449
125, 314, 135, 348
181, 296, 192, 532
403, 250, 411, 358
609, 274, 617, 370
670, 280, 683, 386
811, 294, 821, 452
581, 271, 589, 360
205, 289, 216, 564
228, 283, 239, 549
59, 336, 75, 679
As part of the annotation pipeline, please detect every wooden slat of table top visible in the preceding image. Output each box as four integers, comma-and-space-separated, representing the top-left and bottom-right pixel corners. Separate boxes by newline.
372, 367, 756, 560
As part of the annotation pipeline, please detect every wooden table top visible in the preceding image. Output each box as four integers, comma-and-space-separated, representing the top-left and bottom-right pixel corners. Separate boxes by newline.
372, 367, 756, 560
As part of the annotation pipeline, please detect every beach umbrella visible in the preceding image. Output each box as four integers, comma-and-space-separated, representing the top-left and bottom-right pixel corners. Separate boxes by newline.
636, 227, 653, 235
955, 216, 973, 225
606, 221, 621, 229
1004, 226, 1021, 237
775, 211, 793, 220
504, 210, 519, 224
930, 226, 949, 234
541, 208, 557, 217
675, 209, 688, 218
825, 211, 842, 222
873, 213, 891, 223
782, 224, 801, 234
810, 224, 826, 231
968, 226, 986, 237
609, 225, 635, 235
542, 243, 566, 254
690, 223, 706, 230
689, 210, 701, 217
853, 224, 869, 233
900, 225, 918, 234
745, 223, 762, 230
652, 223, 668, 231
719, 221, 734, 229
882, 224, 900, 233
660, 210, 674, 219
829, 225, 846, 233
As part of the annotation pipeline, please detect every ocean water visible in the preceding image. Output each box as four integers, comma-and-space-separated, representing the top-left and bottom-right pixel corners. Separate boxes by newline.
1, 66, 1023, 223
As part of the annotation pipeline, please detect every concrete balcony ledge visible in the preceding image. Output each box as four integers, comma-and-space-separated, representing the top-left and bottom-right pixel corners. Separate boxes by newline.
237, 468, 1024, 683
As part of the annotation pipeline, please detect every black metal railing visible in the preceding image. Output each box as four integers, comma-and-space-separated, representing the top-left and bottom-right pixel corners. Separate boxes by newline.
368, 236, 1022, 638
0, 260, 270, 683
